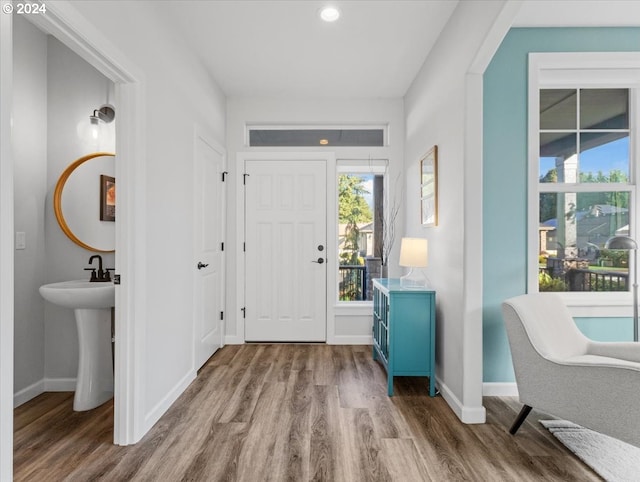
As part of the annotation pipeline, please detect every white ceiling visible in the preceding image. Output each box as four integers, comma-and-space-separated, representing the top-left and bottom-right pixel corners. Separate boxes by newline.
155, 0, 640, 100
155, 0, 459, 99
513, 0, 640, 27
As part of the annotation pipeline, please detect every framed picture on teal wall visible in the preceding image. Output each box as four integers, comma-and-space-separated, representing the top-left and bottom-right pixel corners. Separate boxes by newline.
420, 145, 438, 227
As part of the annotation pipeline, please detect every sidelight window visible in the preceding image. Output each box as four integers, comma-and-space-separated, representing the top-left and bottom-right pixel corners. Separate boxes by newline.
337, 162, 388, 302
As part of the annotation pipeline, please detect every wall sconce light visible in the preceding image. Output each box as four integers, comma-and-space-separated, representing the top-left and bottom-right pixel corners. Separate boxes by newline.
399, 237, 429, 289
89, 104, 115, 140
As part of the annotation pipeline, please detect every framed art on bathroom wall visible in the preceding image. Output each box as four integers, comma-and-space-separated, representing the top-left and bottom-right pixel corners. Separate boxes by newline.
420, 145, 438, 227
100, 174, 115, 222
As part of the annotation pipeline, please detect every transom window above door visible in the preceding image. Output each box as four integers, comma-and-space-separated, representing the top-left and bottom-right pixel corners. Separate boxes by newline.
247, 126, 386, 147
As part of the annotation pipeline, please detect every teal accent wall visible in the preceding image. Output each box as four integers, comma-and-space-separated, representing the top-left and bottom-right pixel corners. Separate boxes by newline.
483, 27, 640, 383
574, 317, 633, 341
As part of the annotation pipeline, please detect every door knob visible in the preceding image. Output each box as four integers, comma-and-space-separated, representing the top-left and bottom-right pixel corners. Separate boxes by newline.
312, 258, 325, 264
197, 262, 209, 270
318, 245, 324, 251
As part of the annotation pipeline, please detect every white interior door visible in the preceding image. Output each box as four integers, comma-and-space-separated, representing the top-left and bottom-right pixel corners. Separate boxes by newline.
245, 159, 327, 341
193, 134, 225, 369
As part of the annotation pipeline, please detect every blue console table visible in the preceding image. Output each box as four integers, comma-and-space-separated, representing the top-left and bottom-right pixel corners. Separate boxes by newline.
372, 278, 436, 396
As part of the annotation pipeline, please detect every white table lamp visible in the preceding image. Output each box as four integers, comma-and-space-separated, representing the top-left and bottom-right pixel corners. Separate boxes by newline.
399, 237, 429, 289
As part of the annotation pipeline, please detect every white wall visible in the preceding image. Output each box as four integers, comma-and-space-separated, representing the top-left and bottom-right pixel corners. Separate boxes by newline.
44, 35, 116, 385
67, 0, 227, 424
13, 17, 47, 401
0, 9, 13, 479
226, 98, 404, 343
403, 0, 511, 422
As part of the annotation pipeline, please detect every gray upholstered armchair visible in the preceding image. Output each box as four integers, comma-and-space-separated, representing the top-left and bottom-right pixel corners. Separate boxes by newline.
502, 293, 640, 448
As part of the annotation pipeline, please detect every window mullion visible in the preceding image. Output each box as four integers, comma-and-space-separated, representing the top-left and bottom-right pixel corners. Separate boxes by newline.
539, 183, 633, 193
536, 86, 633, 295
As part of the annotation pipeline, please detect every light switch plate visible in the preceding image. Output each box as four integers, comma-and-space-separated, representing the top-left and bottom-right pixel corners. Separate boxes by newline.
15, 232, 26, 250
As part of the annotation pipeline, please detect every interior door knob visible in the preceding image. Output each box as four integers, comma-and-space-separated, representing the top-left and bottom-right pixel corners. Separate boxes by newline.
197, 262, 209, 270
312, 258, 325, 264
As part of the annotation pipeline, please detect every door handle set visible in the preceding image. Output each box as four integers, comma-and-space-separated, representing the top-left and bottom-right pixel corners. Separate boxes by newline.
197, 262, 209, 270
313, 245, 326, 263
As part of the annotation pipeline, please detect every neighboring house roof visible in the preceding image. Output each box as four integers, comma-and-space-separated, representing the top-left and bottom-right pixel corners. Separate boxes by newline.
540, 204, 628, 228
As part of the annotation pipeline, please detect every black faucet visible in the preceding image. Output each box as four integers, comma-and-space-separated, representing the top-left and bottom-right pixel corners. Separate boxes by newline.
85, 255, 113, 282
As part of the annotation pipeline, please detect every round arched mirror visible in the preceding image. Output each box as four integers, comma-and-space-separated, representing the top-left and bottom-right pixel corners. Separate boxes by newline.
53, 152, 116, 252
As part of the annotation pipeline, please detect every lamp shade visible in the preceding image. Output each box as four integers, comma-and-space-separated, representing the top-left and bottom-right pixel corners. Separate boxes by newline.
605, 235, 638, 250
399, 238, 428, 268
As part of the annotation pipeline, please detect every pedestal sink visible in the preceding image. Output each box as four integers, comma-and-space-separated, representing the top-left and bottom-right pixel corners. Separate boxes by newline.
39, 280, 115, 411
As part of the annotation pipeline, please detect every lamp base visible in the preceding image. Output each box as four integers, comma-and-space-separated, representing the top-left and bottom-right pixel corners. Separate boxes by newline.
400, 268, 428, 289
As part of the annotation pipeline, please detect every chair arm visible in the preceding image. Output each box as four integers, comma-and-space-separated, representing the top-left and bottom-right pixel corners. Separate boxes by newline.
587, 342, 640, 364
561, 354, 640, 371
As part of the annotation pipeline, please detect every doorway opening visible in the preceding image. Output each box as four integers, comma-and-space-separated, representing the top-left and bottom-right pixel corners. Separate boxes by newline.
2, 7, 145, 477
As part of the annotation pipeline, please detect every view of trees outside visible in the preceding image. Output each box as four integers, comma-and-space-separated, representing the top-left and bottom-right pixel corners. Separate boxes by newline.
538, 88, 632, 292
338, 174, 373, 300
539, 168, 630, 222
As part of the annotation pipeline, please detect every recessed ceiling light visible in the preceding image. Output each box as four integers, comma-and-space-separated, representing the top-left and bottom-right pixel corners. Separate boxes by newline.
319, 139, 329, 145
319, 6, 340, 22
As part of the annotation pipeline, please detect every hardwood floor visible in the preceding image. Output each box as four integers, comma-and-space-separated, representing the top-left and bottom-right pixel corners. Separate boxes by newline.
14, 345, 601, 481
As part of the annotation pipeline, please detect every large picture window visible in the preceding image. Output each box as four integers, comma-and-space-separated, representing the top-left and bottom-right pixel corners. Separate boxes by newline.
528, 52, 640, 309
538, 88, 632, 292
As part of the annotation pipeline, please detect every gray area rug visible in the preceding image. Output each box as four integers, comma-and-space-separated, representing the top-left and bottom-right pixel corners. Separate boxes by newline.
541, 420, 640, 482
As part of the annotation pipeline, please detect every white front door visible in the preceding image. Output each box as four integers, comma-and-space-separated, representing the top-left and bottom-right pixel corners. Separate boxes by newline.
193, 134, 225, 369
244, 159, 327, 341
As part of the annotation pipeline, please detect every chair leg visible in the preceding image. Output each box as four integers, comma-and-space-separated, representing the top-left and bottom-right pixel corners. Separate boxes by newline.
509, 404, 532, 435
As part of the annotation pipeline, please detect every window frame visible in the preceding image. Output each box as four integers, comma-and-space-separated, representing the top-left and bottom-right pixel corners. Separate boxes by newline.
245, 124, 389, 148
528, 52, 640, 316
336, 160, 388, 306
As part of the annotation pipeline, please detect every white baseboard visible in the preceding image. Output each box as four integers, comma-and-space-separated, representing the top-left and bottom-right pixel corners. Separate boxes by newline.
224, 335, 244, 345
44, 377, 77, 392
144, 369, 196, 434
223, 335, 373, 345
483, 382, 519, 397
437, 377, 486, 424
329, 335, 373, 345
14, 377, 78, 408
13, 379, 45, 408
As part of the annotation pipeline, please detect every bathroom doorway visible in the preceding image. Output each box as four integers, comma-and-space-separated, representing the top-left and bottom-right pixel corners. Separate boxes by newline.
1, 4, 145, 477
13, 16, 117, 409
